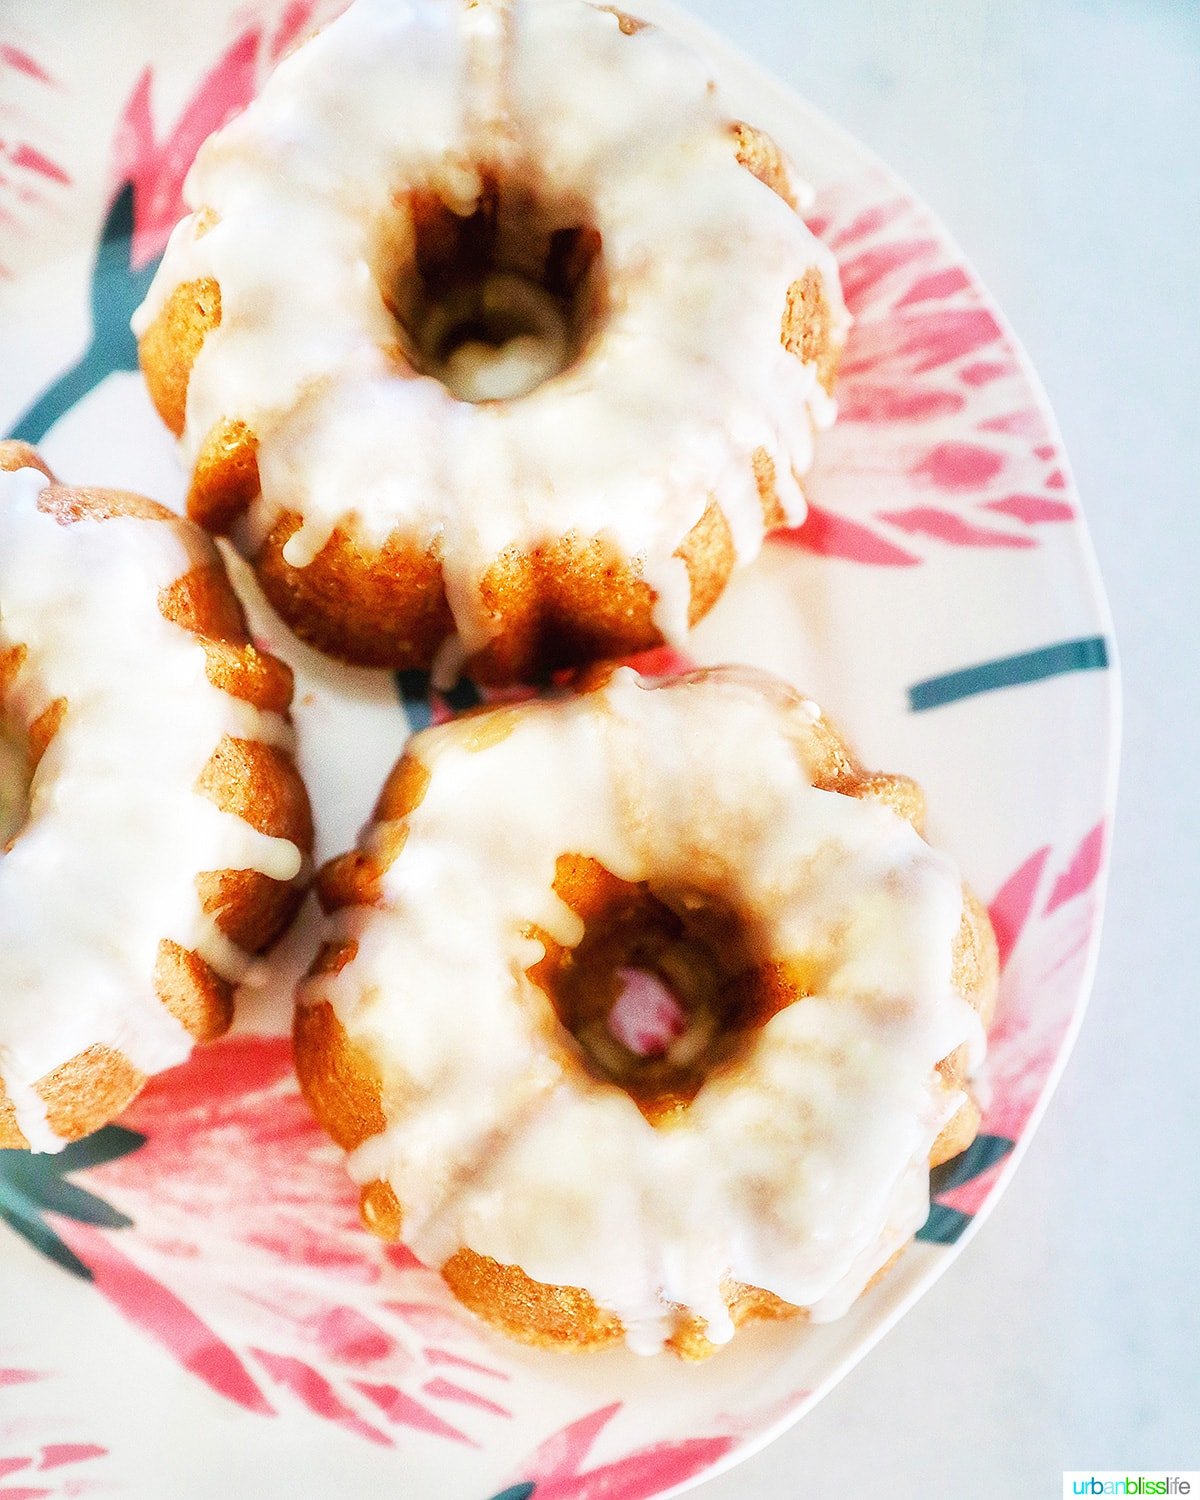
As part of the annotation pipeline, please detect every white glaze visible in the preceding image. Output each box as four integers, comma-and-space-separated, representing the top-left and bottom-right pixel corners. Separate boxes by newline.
305, 669, 982, 1352
134, 0, 847, 655
0, 467, 302, 1152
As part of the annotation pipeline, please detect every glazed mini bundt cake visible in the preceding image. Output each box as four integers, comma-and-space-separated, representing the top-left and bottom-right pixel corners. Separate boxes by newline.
0, 442, 312, 1152
295, 667, 998, 1357
135, 0, 847, 684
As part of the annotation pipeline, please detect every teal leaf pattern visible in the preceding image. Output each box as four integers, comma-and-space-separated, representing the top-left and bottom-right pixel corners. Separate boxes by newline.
7, 183, 160, 445
0, 1193, 94, 1278
396, 671, 482, 732
917, 1132, 1014, 1244
0, 1125, 146, 1277
53, 1123, 146, 1171
908, 636, 1108, 712
917, 1203, 973, 1246
928, 1131, 1013, 1195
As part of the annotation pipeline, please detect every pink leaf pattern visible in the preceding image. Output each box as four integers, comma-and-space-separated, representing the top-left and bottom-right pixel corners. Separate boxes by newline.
988, 846, 1052, 968
349, 1381, 476, 1446
507, 1403, 738, 1500
35, 1446, 107, 1472
784, 172, 1074, 565
51, 1036, 514, 1451
523, 1404, 623, 1484
0, 34, 67, 276
249, 1352, 390, 1446
425, 1348, 511, 1381
1043, 821, 1106, 916
983, 494, 1075, 525
53, 1220, 275, 1416
940, 823, 1107, 1214
110, 0, 338, 269
532, 1440, 737, 1500
880, 505, 1035, 549
2, 145, 69, 188
0, 46, 55, 88
0, 1369, 109, 1499
421, 1377, 512, 1419
777, 503, 920, 566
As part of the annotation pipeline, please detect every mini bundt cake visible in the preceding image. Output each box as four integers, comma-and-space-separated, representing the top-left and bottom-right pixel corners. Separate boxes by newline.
135, 0, 847, 684
295, 667, 998, 1357
0, 442, 313, 1151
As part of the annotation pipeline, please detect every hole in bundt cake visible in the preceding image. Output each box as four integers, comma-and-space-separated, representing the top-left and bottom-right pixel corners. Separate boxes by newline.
377, 173, 605, 403
527, 857, 809, 1126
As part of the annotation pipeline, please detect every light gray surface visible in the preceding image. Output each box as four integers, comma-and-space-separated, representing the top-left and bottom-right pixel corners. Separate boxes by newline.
678, 1, 1200, 1494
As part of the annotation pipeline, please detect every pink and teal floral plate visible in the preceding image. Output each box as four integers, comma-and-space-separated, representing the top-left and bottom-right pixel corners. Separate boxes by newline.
0, 2, 1117, 1495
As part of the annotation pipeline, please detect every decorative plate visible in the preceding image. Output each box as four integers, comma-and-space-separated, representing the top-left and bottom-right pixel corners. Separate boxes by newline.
0, 2, 1117, 1496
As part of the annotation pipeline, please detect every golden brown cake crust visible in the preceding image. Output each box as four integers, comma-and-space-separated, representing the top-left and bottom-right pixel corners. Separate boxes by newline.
294, 678, 1000, 1357
244, 497, 740, 685
0, 443, 313, 1149
730, 121, 799, 211
137, 108, 839, 682
139, 276, 221, 439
